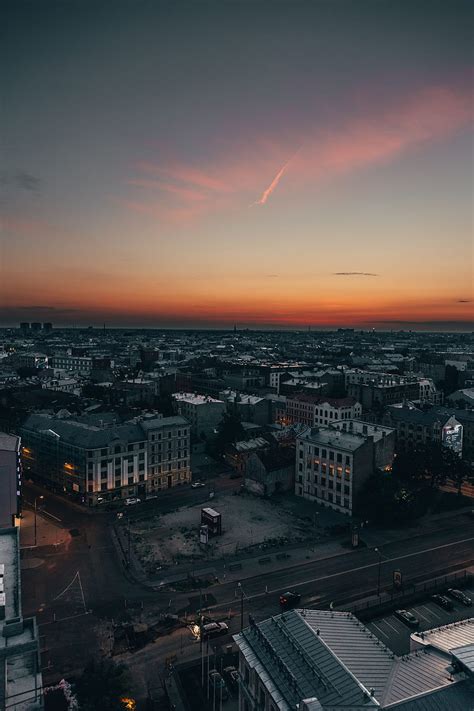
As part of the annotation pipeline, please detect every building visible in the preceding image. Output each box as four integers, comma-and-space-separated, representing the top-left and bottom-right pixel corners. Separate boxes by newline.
244, 447, 295, 496
295, 421, 395, 515
234, 609, 474, 711
446, 388, 474, 408
0, 527, 43, 709
42, 323, 52, 333
172, 392, 225, 439
224, 437, 271, 472
345, 370, 421, 410
17, 353, 48, 370
19, 323, 30, 335
0, 434, 21, 528
50, 355, 92, 374
384, 404, 464, 456
219, 390, 272, 426
21, 413, 190, 506
286, 394, 362, 428
222, 368, 265, 391
30, 323, 42, 334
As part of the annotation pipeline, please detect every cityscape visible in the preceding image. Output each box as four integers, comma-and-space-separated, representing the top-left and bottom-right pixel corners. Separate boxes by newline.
1, 2, 473, 711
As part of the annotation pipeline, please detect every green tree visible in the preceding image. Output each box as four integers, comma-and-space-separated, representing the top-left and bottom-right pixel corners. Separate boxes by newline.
75, 658, 133, 711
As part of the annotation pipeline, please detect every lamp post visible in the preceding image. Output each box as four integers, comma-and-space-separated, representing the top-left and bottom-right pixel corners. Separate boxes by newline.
34, 495, 44, 546
237, 582, 244, 631
375, 547, 382, 597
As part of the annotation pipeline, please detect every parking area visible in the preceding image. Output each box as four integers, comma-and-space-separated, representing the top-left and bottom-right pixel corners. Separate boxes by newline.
365, 584, 474, 655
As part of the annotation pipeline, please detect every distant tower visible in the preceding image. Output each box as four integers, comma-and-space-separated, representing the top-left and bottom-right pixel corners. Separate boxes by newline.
234, 324, 237, 333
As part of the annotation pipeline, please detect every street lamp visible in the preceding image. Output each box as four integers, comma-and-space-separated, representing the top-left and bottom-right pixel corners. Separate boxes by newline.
237, 582, 244, 631
375, 547, 382, 597
34, 495, 44, 546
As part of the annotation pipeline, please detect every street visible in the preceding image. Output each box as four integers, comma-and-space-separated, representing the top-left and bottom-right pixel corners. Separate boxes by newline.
19, 481, 474, 699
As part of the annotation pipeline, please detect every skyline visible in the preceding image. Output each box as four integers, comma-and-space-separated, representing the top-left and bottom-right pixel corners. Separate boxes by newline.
1, 1, 473, 330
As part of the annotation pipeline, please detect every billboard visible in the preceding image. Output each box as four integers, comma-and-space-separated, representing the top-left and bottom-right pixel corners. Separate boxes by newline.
442, 422, 463, 456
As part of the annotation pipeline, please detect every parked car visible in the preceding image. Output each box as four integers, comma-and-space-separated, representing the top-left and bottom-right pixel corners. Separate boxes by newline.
124, 497, 141, 506
201, 622, 229, 639
279, 591, 302, 608
431, 594, 454, 611
394, 609, 419, 627
447, 588, 472, 606
191, 481, 205, 488
208, 671, 229, 700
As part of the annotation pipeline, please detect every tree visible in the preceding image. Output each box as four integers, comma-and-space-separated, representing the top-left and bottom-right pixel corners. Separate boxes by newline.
74, 659, 133, 711
214, 411, 245, 454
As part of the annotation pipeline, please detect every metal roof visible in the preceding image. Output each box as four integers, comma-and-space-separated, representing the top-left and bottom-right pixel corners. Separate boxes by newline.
451, 643, 474, 673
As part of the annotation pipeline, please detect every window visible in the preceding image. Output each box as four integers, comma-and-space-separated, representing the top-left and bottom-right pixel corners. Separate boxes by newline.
101, 448, 107, 456
322, 449, 327, 458
128, 476, 134, 485
337, 453, 342, 463
329, 451, 334, 461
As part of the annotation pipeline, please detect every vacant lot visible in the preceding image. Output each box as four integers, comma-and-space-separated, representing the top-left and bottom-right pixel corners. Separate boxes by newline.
130, 491, 316, 571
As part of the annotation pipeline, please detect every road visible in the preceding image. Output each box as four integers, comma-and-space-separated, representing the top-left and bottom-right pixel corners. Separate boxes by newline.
19, 480, 474, 694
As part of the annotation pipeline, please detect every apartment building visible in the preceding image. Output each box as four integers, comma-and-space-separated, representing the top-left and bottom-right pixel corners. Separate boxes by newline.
21, 412, 191, 506
296, 421, 395, 515
0, 433, 22, 528
383, 404, 463, 457
172, 392, 225, 439
50, 355, 93, 374
345, 369, 421, 409
286, 394, 361, 427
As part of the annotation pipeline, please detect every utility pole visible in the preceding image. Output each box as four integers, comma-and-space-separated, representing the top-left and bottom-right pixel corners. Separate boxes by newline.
238, 582, 244, 631
34, 495, 43, 546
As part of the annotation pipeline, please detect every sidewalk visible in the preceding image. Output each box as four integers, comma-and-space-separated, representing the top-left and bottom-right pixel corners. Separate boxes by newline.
20, 507, 70, 549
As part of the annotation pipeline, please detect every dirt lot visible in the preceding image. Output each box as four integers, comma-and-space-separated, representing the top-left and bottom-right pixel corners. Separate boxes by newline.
130, 491, 317, 571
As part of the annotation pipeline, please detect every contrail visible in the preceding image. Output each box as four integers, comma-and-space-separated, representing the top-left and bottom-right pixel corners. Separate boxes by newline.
252, 149, 299, 206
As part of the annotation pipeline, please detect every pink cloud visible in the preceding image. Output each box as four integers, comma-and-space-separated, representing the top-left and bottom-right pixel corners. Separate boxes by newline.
123, 84, 472, 221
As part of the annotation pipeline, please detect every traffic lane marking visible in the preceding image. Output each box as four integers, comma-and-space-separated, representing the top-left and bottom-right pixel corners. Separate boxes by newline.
210, 537, 474, 607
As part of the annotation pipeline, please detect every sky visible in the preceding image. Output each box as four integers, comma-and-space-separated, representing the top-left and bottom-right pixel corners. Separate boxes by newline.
1, 0, 473, 330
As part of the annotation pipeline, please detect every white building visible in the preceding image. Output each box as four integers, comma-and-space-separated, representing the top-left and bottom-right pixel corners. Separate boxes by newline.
296, 421, 395, 515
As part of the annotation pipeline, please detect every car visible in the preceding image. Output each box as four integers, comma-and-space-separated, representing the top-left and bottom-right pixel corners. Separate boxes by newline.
201, 622, 229, 638
191, 481, 205, 488
124, 497, 141, 506
279, 591, 302, 608
97, 496, 106, 505
208, 671, 229, 700
116, 512, 124, 520
394, 609, 419, 627
447, 588, 472, 606
431, 594, 454, 611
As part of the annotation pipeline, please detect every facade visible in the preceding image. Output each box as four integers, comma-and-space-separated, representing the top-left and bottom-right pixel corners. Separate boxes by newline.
296, 421, 395, 515
219, 389, 272, 426
50, 355, 93, 374
345, 370, 421, 410
172, 392, 225, 439
244, 447, 295, 496
234, 609, 474, 711
0, 527, 43, 710
225, 437, 271, 472
286, 394, 361, 428
384, 404, 464, 457
0, 434, 21, 528
21, 413, 191, 506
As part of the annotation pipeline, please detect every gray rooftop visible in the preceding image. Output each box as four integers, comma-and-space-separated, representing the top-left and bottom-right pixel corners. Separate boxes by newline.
235, 610, 473, 710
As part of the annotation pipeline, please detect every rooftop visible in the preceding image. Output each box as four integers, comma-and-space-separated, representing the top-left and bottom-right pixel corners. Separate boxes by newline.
235, 610, 474, 710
